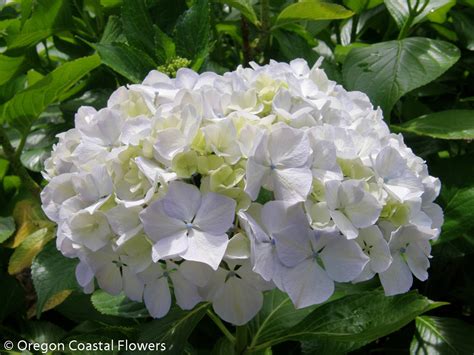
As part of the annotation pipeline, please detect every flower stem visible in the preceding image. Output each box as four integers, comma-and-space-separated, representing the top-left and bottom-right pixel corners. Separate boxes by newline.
235, 325, 248, 354
0, 126, 40, 196
206, 309, 236, 344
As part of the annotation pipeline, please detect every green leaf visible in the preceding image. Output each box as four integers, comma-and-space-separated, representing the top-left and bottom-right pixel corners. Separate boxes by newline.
122, 0, 156, 57
96, 43, 156, 83
436, 187, 474, 244
91, 290, 149, 318
136, 303, 209, 354
31, 240, 79, 317
0, 272, 25, 321
392, 110, 474, 140
0, 55, 101, 135
342, 38, 460, 116
273, 29, 318, 64
0, 216, 15, 243
343, 0, 383, 13
175, 0, 211, 67
8, 228, 54, 275
6, 0, 72, 50
247, 290, 444, 352
100, 15, 126, 44
452, 10, 474, 51
411, 316, 474, 354
275, 2, 353, 27
384, 0, 454, 29
0, 55, 26, 86
216, 0, 258, 25
22, 321, 66, 344
334, 43, 369, 64
154, 25, 176, 64
247, 289, 319, 348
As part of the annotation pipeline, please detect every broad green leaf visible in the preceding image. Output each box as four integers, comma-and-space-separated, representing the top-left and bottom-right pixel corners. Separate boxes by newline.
8, 228, 54, 275
91, 290, 149, 318
436, 187, 474, 244
0, 272, 25, 321
31, 240, 79, 317
211, 337, 235, 355
247, 290, 443, 352
384, 0, 454, 29
100, 15, 126, 44
273, 29, 317, 64
136, 303, 209, 354
247, 289, 319, 349
56, 292, 130, 325
411, 316, 474, 354
22, 321, 66, 344
6, 0, 72, 50
122, 0, 156, 57
154, 25, 176, 64
334, 43, 369, 64
0, 55, 26, 86
96, 43, 156, 84
0, 216, 15, 243
175, 0, 211, 68
216, 0, 259, 25
0, 55, 100, 135
0, 74, 26, 105
343, 0, 383, 13
342, 38, 460, 116
275, 2, 353, 27
392, 110, 474, 140
452, 10, 474, 51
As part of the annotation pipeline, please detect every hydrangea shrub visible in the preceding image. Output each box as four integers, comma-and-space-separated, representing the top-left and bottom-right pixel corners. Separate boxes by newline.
41, 59, 443, 325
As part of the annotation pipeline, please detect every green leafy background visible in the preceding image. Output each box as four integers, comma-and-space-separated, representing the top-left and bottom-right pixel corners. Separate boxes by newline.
0, 0, 473, 354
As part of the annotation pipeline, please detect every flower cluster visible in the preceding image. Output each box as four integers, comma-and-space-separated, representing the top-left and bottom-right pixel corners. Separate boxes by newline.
41, 58, 443, 325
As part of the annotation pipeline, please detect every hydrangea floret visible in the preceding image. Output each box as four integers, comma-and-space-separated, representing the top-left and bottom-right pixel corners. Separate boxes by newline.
41, 58, 443, 325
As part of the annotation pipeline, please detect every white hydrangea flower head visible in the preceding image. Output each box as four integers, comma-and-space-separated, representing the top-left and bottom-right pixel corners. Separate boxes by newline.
41, 58, 443, 325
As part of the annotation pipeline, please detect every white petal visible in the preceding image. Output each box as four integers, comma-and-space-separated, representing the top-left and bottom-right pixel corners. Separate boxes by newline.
324, 180, 341, 211
244, 159, 269, 200
225, 232, 251, 260
329, 210, 358, 239
268, 125, 311, 167
162, 181, 201, 222
194, 192, 236, 235
358, 226, 392, 273
75, 261, 94, 287
273, 224, 311, 267
375, 146, 406, 179
405, 243, 430, 281
122, 267, 144, 302
261, 200, 308, 235
272, 167, 312, 203
379, 253, 413, 296
141, 201, 187, 241
179, 261, 214, 287
282, 259, 334, 308
153, 128, 187, 165
96, 264, 122, 295
170, 272, 202, 310
212, 277, 263, 325
344, 194, 381, 228
151, 232, 189, 262
320, 238, 369, 282
144, 278, 172, 318
179, 230, 228, 270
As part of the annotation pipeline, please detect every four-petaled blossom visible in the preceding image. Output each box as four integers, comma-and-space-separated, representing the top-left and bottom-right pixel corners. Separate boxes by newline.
140, 181, 236, 270
245, 124, 313, 203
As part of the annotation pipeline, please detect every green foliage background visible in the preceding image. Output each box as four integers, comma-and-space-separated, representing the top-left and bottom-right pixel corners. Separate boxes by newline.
0, 0, 473, 354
